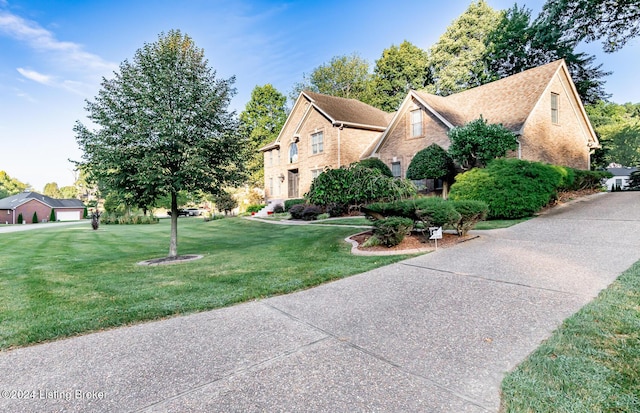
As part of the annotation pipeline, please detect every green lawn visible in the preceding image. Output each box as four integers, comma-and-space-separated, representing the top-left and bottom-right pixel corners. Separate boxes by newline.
501, 260, 640, 412
0, 218, 409, 350
473, 217, 532, 230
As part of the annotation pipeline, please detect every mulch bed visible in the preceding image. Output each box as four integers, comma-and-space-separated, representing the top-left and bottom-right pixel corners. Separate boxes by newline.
350, 231, 476, 253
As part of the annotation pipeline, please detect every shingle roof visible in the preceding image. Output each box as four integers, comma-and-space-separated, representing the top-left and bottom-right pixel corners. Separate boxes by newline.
607, 167, 638, 176
303, 91, 389, 130
414, 60, 565, 133
0, 191, 84, 209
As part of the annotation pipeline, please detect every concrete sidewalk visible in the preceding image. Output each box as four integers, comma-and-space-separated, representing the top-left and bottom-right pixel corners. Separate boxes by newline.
1, 192, 639, 412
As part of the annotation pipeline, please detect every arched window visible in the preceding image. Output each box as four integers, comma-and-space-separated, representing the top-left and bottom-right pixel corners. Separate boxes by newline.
289, 143, 298, 163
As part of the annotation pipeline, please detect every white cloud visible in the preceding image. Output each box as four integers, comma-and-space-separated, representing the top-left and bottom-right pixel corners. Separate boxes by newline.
0, 11, 117, 73
16, 67, 52, 85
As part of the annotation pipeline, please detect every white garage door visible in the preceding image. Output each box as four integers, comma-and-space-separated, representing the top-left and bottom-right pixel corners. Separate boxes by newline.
56, 211, 81, 221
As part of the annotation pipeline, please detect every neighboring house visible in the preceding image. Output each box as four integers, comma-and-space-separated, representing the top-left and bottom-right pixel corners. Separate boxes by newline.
261, 91, 391, 202
262, 60, 599, 202
605, 166, 638, 191
0, 191, 85, 224
369, 59, 599, 178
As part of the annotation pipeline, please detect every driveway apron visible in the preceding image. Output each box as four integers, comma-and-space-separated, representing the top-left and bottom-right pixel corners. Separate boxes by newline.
1, 192, 639, 412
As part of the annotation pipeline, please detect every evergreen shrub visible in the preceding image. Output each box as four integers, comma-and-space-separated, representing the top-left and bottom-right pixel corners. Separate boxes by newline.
372, 217, 414, 247
451, 199, 489, 235
288, 204, 306, 219
301, 205, 323, 221
246, 204, 264, 213
49, 209, 56, 222
32, 211, 38, 224
449, 159, 564, 219
284, 198, 305, 211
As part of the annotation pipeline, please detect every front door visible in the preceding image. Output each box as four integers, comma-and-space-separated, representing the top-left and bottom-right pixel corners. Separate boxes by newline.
288, 169, 299, 198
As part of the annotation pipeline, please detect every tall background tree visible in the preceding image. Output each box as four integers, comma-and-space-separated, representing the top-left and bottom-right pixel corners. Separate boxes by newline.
289, 53, 372, 103
539, 0, 640, 53
586, 101, 640, 167
42, 182, 62, 198
484, 3, 610, 104
427, 0, 502, 96
239, 84, 288, 186
368, 41, 431, 111
0, 171, 28, 198
75, 30, 243, 258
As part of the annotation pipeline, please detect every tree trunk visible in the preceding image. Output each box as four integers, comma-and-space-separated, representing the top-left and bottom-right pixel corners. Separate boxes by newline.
442, 181, 449, 200
169, 192, 178, 258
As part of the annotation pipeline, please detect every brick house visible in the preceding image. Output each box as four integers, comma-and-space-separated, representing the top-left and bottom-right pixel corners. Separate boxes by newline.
262, 60, 599, 202
369, 59, 599, 178
260, 91, 391, 202
0, 191, 85, 224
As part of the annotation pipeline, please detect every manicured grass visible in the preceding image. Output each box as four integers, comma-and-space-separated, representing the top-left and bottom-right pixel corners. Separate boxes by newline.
310, 217, 372, 226
473, 217, 532, 230
500, 260, 640, 412
0, 218, 409, 349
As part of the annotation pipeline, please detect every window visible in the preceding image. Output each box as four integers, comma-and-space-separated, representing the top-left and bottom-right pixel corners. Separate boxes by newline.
268, 151, 273, 166
289, 143, 298, 163
391, 161, 402, 178
551, 93, 559, 124
411, 109, 422, 137
311, 168, 323, 180
269, 177, 274, 195
274, 149, 280, 165
311, 131, 324, 155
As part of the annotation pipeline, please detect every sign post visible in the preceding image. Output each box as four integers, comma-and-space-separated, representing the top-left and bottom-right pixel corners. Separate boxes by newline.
429, 226, 443, 249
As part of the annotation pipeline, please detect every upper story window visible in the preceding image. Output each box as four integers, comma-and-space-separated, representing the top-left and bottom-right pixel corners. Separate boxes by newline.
311, 131, 324, 155
268, 150, 273, 166
289, 142, 298, 163
391, 161, 402, 178
311, 168, 323, 180
411, 109, 423, 137
274, 149, 280, 165
551, 93, 559, 124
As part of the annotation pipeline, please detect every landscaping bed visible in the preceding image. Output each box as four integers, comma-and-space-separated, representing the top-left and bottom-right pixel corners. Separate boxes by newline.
350, 230, 477, 253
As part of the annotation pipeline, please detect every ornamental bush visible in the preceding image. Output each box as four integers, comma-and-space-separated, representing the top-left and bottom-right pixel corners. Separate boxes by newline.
284, 198, 305, 211
372, 217, 414, 247
49, 208, 56, 222
364, 197, 459, 227
451, 199, 489, 236
449, 159, 564, 219
301, 205, 323, 221
357, 158, 393, 177
306, 164, 416, 214
17, 213, 23, 224
246, 204, 264, 213
414, 197, 461, 228
288, 204, 306, 219
272, 204, 285, 213
32, 211, 39, 224
572, 170, 612, 190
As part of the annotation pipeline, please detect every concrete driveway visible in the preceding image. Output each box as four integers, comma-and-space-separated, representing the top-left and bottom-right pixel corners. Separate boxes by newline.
1, 192, 638, 412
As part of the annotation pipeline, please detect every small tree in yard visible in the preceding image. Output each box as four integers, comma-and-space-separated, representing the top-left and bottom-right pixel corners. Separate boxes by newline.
75, 30, 244, 258
214, 191, 238, 215
448, 117, 518, 170
628, 170, 640, 190
49, 209, 56, 222
406, 144, 455, 198
32, 211, 38, 224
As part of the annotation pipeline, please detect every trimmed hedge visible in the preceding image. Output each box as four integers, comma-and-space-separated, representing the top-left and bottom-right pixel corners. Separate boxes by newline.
288, 204, 306, 219
284, 198, 305, 211
449, 159, 564, 219
246, 204, 264, 213
450, 199, 489, 236
365, 197, 459, 227
373, 217, 414, 247
101, 214, 159, 225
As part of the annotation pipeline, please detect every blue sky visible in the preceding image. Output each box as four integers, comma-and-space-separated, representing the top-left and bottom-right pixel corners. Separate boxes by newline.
1, 0, 638, 191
